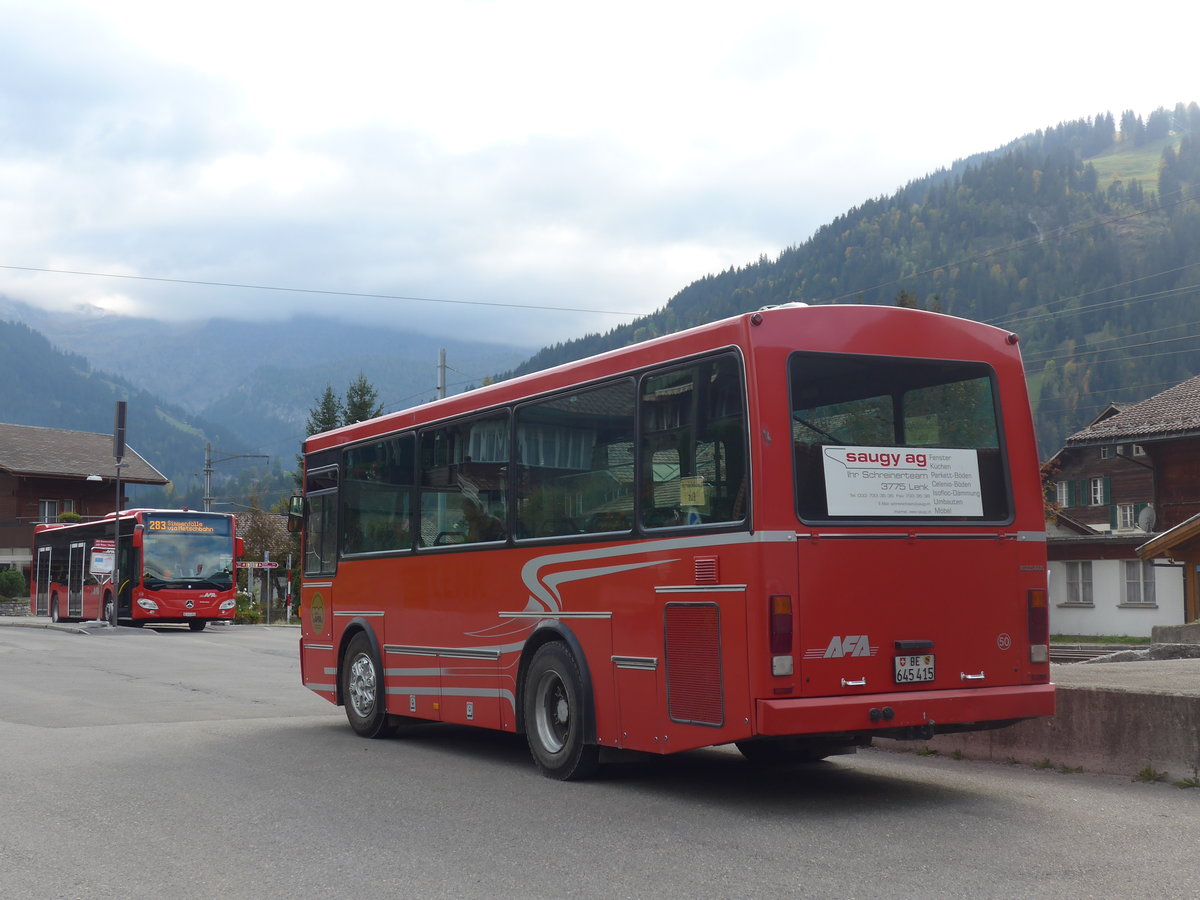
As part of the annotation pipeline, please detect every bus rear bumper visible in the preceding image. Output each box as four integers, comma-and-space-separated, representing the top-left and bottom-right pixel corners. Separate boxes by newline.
756, 683, 1055, 737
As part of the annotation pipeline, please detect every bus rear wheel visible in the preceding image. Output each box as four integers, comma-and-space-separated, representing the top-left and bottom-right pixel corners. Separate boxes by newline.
523, 642, 598, 780
342, 632, 392, 738
50, 595, 62, 623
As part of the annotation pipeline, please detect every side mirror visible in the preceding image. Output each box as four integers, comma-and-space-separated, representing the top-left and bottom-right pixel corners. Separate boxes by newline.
235, 537, 245, 557
132, 524, 144, 548
286, 496, 305, 534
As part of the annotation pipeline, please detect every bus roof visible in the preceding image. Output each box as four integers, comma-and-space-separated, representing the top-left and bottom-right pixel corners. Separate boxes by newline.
304, 304, 1021, 454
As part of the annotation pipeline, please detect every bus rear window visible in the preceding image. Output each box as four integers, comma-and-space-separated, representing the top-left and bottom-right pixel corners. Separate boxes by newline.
789, 352, 1010, 523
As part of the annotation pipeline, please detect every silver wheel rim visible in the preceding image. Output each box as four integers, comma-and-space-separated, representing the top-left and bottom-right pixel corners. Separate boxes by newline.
533, 668, 570, 754
348, 652, 377, 719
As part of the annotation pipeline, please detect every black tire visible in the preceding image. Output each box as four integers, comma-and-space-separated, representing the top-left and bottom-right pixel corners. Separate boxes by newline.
189, 620, 207, 632
523, 642, 599, 780
50, 595, 62, 623
342, 632, 392, 738
735, 738, 834, 765
103, 594, 114, 626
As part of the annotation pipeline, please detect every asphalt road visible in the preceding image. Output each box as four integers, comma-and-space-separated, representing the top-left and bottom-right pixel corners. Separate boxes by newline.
1, 623, 1197, 900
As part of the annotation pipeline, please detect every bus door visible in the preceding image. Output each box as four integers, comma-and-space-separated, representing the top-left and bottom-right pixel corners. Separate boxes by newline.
35, 546, 52, 616
68, 541, 86, 618
788, 351, 1024, 700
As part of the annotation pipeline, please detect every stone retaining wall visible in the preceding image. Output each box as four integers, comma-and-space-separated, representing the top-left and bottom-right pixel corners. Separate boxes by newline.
880, 685, 1200, 781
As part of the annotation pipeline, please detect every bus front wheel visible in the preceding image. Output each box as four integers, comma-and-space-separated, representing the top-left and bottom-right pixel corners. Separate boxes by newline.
342, 632, 392, 738
523, 642, 598, 780
189, 620, 207, 632
50, 595, 62, 623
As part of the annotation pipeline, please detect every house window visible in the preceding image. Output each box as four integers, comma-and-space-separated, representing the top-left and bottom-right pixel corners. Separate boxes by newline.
1055, 481, 1070, 507
1132, 444, 1146, 457
1065, 561, 1093, 605
1088, 477, 1105, 506
1115, 444, 1126, 456
1123, 561, 1156, 606
1100, 446, 1111, 459
1117, 504, 1136, 530
38, 499, 58, 523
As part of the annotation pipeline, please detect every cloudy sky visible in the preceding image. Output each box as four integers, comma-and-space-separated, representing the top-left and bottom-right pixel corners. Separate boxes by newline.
0, 0, 1193, 348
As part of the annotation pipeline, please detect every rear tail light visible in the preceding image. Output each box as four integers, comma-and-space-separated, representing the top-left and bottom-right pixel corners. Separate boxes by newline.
769, 595, 794, 675
769, 595, 792, 652
1027, 588, 1049, 663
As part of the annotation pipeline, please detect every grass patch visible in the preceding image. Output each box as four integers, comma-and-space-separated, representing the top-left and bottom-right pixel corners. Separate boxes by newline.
1051, 634, 1148, 645
1135, 766, 1167, 783
1086, 136, 1179, 187
1057, 764, 1084, 775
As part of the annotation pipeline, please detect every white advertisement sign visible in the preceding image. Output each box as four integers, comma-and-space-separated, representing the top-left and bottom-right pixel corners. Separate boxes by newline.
89, 547, 115, 575
822, 446, 984, 517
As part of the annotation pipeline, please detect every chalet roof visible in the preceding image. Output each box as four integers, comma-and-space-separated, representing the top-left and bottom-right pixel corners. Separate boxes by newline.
1138, 511, 1200, 561
0, 423, 168, 485
1065, 375, 1200, 446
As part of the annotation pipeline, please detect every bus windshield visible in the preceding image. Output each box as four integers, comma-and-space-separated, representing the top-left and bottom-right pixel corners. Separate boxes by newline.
789, 352, 1011, 523
142, 514, 235, 587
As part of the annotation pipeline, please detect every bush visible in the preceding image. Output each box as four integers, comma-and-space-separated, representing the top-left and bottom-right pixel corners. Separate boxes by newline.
234, 591, 262, 624
0, 567, 26, 600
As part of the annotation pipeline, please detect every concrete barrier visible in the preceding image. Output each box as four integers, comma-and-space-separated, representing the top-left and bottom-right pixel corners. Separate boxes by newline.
879, 656, 1200, 782
882, 686, 1200, 781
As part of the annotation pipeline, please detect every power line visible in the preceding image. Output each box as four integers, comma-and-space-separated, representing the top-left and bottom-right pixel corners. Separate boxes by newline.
0, 263, 649, 318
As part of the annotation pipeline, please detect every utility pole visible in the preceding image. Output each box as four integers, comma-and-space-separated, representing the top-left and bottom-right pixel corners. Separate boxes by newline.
437, 348, 447, 399
110, 401, 127, 628
203, 442, 269, 511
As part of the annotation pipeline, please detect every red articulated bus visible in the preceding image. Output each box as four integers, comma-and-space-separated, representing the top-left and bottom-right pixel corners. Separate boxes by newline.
32, 509, 243, 630
290, 303, 1054, 779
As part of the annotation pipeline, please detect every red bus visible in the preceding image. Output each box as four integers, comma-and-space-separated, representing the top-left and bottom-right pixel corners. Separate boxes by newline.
32, 509, 243, 630
291, 304, 1054, 778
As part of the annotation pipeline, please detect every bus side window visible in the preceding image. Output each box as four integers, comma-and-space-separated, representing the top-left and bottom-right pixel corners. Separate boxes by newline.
304, 491, 337, 576
515, 379, 635, 539
342, 435, 415, 555
639, 355, 747, 529
419, 414, 509, 547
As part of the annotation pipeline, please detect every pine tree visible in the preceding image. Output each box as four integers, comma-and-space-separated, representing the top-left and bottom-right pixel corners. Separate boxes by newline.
307, 385, 344, 435
343, 373, 383, 425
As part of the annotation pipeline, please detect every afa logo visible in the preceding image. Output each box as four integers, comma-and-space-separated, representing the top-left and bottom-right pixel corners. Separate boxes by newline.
803, 634, 879, 659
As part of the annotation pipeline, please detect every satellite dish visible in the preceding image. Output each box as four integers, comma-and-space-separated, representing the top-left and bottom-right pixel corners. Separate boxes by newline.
1137, 504, 1156, 532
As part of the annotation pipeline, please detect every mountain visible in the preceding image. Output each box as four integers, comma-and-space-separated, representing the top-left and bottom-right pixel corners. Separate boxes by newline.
505, 103, 1200, 457
0, 301, 531, 421
0, 309, 530, 504
0, 319, 248, 485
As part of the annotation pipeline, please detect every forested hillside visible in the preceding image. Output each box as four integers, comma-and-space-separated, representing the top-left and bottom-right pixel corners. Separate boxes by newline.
509, 103, 1200, 457
0, 320, 249, 490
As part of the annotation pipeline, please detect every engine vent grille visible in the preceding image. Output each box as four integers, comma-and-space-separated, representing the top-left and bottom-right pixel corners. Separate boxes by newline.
664, 602, 724, 726
694, 555, 719, 584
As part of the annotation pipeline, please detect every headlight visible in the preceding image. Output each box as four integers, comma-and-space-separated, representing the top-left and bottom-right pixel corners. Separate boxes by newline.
219, 598, 236, 611
136, 598, 159, 611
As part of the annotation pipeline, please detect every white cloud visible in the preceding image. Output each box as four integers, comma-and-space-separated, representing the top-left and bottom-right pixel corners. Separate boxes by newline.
0, 0, 1193, 346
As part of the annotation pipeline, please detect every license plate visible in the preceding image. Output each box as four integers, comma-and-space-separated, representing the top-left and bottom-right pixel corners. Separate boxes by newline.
894, 654, 935, 683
